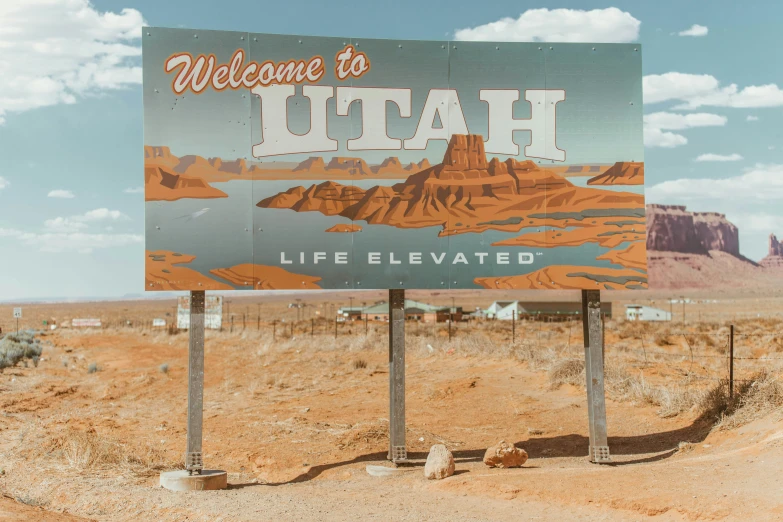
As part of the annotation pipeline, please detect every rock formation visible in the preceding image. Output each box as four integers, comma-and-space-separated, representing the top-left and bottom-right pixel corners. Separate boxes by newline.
144, 165, 228, 202
587, 162, 644, 185
424, 444, 455, 480
293, 157, 326, 172
646, 205, 739, 256
259, 134, 644, 237
483, 441, 528, 468
326, 157, 372, 175
373, 157, 404, 175
760, 234, 783, 268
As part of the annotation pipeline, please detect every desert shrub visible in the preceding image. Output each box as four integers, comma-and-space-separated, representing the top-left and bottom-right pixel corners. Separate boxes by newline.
159, 363, 169, 374
47, 428, 176, 476
548, 358, 585, 388
87, 362, 98, 374
0, 330, 43, 371
698, 371, 783, 430
352, 359, 367, 370
654, 334, 675, 347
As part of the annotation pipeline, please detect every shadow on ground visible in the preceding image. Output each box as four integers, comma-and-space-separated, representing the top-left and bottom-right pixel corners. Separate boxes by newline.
229, 415, 714, 487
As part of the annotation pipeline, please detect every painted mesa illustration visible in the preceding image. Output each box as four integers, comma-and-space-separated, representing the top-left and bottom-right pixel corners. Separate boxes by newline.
143, 31, 645, 290
145, 134, 646, 290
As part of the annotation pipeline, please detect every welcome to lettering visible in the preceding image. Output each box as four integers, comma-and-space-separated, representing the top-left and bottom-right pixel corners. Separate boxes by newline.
164, 45, 566, 161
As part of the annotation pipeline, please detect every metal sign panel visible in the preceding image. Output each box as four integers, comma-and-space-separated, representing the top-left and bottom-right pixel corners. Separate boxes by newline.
72, 318, 102, 328
152, 318, 167, 327
177, 295, 223, 330
13, 308, 21, 319
143, 29, 646, 291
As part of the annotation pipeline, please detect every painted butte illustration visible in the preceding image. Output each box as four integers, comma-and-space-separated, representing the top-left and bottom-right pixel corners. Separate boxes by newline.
142, 29, 646, 291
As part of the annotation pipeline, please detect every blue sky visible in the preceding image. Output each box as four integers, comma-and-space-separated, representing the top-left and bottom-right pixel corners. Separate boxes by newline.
1, 0, 782, 300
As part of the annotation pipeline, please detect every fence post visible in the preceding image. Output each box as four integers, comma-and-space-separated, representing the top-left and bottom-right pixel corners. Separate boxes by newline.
311, 318, 314, 336
729, 324, 735, 399
365, 314, 368, 336
512, 310, 516, 344
272, 320, 276, 341
334, 317, 337, 339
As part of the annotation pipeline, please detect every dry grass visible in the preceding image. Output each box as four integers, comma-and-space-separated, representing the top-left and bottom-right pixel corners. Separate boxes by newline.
698, 371, 783, 430
43, 428, 177, 477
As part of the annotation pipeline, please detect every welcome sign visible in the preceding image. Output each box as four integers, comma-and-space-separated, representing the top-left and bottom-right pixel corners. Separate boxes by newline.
143, 28, 646, 291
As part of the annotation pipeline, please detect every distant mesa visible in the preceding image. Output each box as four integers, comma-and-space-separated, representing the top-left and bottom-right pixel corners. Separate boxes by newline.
326, 157, 373, 175
760, 234, 783, 269
210, 264, 322, 289
325, 224, 362, 233
144, 165, 228, 202
587, 162, 644, 186
645, 205, 783, 290
405, 159, 431, 172
293, 156, 326, 172
291, 155, 420, 176
259, 134, 645, 241
646, 204, 739, 257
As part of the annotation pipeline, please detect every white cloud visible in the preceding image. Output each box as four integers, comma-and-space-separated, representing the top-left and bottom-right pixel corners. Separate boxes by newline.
678, 24, 708, 37
0, 177, 8, 192
647, 163, 783, 202
732, 213, 783, 233
453, 8, 640, 43
747, 115, 759, 121
643, 72, 783, 110
43, 208, 129, 233
644, 128, 688, 148
78, 208, 129, 222
43, 217, 88, 233
0, 228, 142, 253
643, 111, 726, 148
0, 1, 146, 124
47, 189, 75, 199
695, 153, 743, 162
123, 186, 144, 194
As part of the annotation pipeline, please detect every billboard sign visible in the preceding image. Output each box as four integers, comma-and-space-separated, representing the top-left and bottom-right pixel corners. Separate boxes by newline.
13, 308, 22, 319
143, 29, 646, 291
177, 295, 223, 330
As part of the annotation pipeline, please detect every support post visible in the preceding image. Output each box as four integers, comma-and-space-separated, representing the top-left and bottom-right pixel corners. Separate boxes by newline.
186, 290, 205, 474
388, 289, 407, 463
581, 289, 610, 463
729, 324, 735, 398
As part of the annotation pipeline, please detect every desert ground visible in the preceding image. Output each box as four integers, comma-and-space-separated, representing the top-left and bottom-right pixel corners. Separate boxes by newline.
1, 290, 783, 521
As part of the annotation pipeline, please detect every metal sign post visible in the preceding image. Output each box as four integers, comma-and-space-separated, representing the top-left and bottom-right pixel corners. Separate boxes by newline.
388, 289, 407, 463
186, 290, 205, 474
581, 290, 610, 463
13, 308, 21, 334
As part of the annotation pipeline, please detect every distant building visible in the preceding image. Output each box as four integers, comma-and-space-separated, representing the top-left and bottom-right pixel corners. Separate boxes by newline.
625, 305, 671, 322
357, 299, 463, 323
485, 300, 612, 321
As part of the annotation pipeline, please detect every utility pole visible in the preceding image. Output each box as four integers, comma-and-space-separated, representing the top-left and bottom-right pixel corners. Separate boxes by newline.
349, 296, 354, 321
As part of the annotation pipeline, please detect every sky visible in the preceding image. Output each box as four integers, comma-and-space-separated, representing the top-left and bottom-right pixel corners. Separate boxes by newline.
1, 0, 782, 300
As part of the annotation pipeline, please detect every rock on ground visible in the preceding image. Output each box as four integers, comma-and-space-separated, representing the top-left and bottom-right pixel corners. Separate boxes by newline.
424, 444, 455, 480
483, 441, 528, 468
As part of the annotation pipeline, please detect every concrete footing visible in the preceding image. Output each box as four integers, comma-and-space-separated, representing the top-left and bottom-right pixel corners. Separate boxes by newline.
160, 470, 227, 491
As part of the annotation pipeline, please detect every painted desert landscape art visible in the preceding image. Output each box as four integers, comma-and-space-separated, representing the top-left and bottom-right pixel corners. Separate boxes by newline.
145, 135, 647, 290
